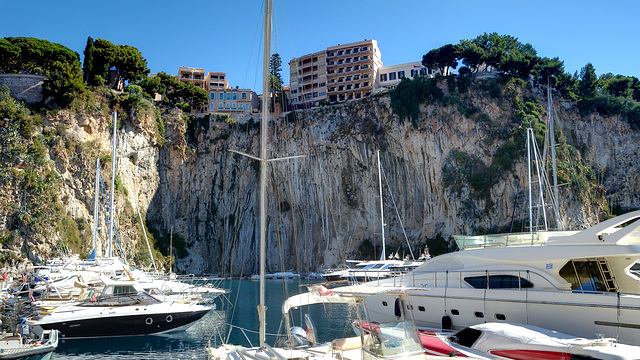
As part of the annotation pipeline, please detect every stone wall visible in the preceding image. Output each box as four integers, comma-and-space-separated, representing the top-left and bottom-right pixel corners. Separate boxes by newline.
0, 73, 47, 103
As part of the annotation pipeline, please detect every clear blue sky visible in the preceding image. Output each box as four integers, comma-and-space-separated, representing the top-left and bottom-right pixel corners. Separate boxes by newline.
2, 0, 638, 91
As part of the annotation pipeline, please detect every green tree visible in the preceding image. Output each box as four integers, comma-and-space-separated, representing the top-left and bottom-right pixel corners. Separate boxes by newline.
578, 63, 598, 99
3, 37, 78, 75
535, 57, 565, 87
82, 36, 94, 84
422, 44, 460, 76
42, 61, 86, 107
0, 38, 20, 72
89, 39, 149, 87
599, 73, 634, 98
269, 53, 283, 111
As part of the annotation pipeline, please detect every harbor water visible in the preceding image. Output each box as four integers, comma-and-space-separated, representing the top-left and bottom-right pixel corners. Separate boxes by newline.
53, 278, 357, 359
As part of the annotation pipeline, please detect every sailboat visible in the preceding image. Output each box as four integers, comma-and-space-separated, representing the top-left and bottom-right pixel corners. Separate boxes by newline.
205, 1, 479, 359
322, 151, 427, 283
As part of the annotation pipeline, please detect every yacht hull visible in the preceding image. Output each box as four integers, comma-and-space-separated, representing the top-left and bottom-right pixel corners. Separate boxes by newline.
361, 289, 640, 346
31, 308, 210, 338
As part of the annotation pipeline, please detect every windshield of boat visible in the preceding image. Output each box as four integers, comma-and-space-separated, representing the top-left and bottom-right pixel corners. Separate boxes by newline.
362, 321, 424, 357
559, 260, 618, 292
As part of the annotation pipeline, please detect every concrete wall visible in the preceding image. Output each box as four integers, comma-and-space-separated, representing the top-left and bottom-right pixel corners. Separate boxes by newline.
0, 73, 47, 103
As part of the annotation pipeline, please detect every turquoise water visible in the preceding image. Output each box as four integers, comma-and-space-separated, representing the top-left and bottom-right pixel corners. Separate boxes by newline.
54, 279, 357, 359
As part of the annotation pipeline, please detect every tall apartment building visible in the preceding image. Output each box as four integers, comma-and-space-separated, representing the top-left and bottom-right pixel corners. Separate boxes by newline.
326, 39, 382, 103
289, 50, 327, 107
289, 39, 382, 107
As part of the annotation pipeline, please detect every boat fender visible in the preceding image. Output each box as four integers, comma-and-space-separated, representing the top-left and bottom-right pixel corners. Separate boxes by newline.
394, 298, 402, 318
442, 315, 452, 330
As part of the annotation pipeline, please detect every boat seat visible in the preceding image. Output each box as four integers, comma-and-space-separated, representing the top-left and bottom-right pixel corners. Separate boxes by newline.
332, 336, 362, 351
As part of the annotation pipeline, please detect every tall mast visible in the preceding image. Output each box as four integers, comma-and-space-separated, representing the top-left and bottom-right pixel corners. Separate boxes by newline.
258, 0, 272, 348
377, 151, 385, 261
548, 86, 563, 230
108, 112, 117, 258
92, 158, 100, 258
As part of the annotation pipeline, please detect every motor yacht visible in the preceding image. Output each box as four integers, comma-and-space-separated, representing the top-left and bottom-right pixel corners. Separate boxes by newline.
334, 210, 640, 346
25, 278, 211, 338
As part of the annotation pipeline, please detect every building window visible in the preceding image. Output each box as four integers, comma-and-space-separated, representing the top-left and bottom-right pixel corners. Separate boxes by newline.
363, 82, 369, 87
210, 93, 215, 100
338, 77, 344, 82
346, 76, 352, 81
242, 93, 247, 100
219, 93, 224, 100
353, 48, 359, 53
411, 69, 418, 77
337, 50, 343, 55
328, 52, 334, 57
420, 68, 427, 75
346, 49, 351, 54
346, 58, 351, 63
398, 71, 405, 78
354, 83, 360, 89
353, 56, 359, 62
225, 103, 230, 109
232, 103, 236, 109
319, 82, 326, 87
362, 64, 369, 69
338, 59, 343, 64
218, 103, 223, 109
346, 84, 352, 90
338, 86, 344, 91
354, 65, 359, 70
346, 67, 351, 72
328, 61, 335, 66
338, 68, 343, 73
319, 91, 326, 96
389, 72, 396, 80
380, 74, 387, 82
361, 47, 368, 51
354, 75, 359, 80
362, 74, 369, 78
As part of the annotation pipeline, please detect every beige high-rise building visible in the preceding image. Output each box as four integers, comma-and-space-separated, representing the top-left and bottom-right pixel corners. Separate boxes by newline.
325, 39, 382, 103
289, 50, 327, 107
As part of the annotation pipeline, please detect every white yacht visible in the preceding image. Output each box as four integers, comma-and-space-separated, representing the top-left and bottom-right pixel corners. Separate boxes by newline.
26, 279, 212, 338
334, 210, 640, 346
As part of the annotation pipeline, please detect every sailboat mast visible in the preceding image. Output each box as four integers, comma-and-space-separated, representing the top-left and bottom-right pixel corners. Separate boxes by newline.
108, 112, 117, 258
92, 158, 100, 257
377, 151, 385, 261
548, 86, 563, 230
258, 0, 272, 349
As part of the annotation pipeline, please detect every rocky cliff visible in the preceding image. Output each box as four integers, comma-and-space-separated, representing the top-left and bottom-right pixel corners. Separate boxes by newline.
2, 79, 639, 276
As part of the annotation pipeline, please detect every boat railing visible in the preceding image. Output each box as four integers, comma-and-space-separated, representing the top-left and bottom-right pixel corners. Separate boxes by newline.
367, 269, 624, 296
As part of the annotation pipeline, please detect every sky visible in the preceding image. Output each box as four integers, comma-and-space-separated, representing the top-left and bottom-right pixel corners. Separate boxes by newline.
2, 0, 639, 92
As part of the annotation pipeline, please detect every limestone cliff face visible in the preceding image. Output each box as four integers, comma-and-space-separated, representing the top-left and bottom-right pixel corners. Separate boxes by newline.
145, 86, 640, 276
9, 83, 639, 276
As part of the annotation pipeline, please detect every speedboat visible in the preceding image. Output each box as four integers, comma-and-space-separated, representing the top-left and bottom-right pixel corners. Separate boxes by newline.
25, 279, 211, 338
333, 210, 640, 346
422, 323, 640, 360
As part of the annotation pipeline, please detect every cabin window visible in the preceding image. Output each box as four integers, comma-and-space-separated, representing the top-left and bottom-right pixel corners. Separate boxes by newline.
406, 305, 413, 310
382, 301, 388, 306
418, 306, 425, 312
450, 309, 459, 315
559, 260, 617, 292
495, 314, 506, 321
474, 311, 484, 318
464, 275, 533, 289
